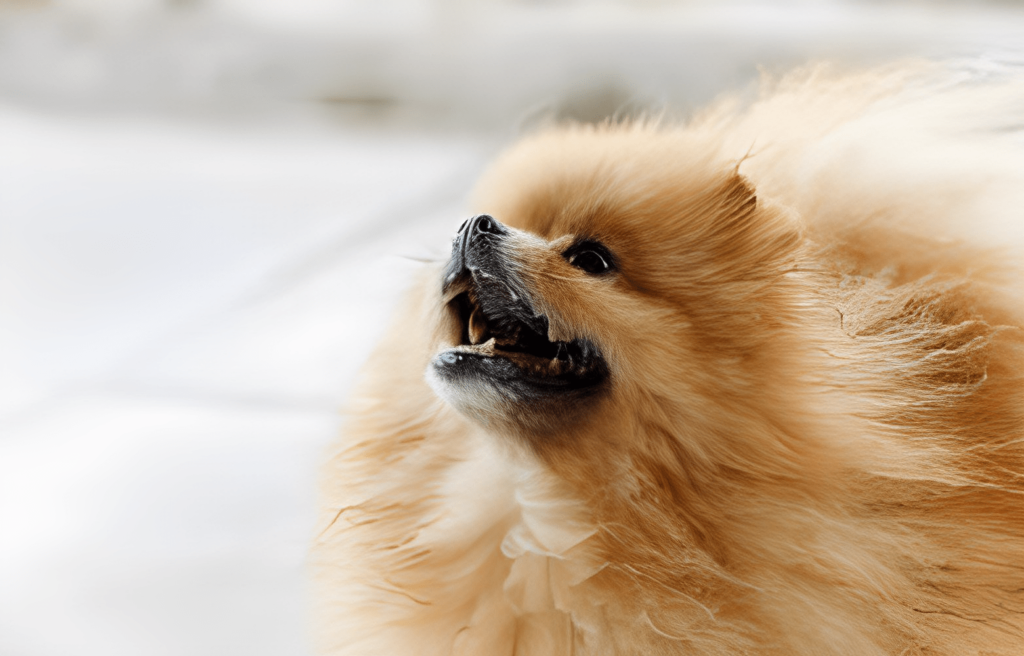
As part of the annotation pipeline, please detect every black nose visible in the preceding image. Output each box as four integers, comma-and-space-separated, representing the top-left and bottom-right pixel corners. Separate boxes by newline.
464, 214, 508, 242
443, 215, 508, 292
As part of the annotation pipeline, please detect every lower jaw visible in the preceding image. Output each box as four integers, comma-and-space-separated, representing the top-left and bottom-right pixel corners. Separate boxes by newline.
426, 351, 611, 443
432, 346, 609, 395
444, 341, 574, 377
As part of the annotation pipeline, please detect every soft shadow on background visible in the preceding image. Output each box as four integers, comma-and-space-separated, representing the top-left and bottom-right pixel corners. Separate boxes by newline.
1, 1, 1022, 654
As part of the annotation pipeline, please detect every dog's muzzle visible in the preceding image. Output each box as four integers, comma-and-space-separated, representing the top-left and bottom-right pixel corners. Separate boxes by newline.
443, 214, 509, 291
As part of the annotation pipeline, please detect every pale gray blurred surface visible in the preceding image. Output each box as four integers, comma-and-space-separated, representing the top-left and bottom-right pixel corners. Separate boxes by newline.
2, 2, 1023, 655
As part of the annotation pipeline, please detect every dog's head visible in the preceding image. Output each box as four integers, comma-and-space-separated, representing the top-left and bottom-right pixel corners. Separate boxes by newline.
427, 125, 806, 452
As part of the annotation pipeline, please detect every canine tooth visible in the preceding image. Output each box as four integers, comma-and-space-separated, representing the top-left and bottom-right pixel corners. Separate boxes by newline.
468, 305, 488, 344
555, 342, 569, 362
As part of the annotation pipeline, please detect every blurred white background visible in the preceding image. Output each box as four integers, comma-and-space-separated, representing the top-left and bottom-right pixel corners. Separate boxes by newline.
1, 1, 1023, 655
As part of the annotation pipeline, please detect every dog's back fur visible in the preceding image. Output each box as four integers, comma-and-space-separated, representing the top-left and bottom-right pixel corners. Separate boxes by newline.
312, 64, 1024, 655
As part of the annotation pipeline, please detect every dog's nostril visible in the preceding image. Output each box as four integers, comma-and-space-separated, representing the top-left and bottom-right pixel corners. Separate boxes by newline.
470, 214, 505, 238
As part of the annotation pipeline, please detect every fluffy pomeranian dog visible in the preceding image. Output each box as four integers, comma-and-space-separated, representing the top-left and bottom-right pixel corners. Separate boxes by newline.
312, 64, 1024, 655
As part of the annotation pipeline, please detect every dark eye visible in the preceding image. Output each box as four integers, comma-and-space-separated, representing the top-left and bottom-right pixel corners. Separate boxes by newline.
564, 241, 615, 275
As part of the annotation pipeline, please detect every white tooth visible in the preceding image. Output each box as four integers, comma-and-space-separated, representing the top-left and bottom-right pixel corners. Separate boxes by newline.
469, 306, 488, 345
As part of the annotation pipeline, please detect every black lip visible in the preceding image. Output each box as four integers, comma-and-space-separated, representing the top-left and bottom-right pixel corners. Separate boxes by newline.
432, 350, 607, 405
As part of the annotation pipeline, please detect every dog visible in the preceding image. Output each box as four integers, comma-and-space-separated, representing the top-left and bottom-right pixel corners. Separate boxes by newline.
312, 64, 1024, 655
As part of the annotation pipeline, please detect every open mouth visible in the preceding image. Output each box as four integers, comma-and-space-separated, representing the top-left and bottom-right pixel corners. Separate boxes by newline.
441, 279, 607, 389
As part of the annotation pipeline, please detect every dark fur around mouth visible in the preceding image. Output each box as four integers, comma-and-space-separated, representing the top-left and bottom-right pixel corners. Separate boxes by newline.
433, 217, 608, 396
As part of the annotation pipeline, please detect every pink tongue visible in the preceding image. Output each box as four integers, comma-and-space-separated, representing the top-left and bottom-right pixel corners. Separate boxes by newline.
468, 305, 489, 345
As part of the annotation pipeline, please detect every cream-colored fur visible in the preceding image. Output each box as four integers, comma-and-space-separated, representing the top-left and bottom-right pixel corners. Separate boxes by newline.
312, 63, 1024, 655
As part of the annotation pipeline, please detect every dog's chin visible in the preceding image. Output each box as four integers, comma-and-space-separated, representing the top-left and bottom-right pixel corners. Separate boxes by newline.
426, 278, 609, 433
